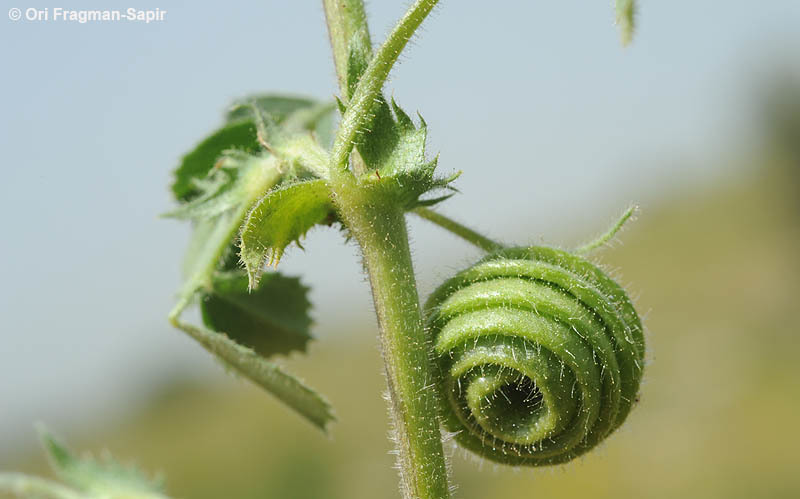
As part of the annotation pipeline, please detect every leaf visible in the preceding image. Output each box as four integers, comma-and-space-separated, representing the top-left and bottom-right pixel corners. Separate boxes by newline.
226, 95, 317, 123
175, 155, 283, 297
250, 107, 332, 179
240, 179, 334, 288
353, 96, 405, 172
350, 97, 459, 208
171, 121, 259, 202
172, 96, 335, 202
179, 210, 245, 296
229, 96, 338, 150
281, 101, 339, 150
163, 168, 239, 221
0, 472, 84, 499
170, 318, 335, 431
345, 26, 371, 100
201, 271, 313, 357
38, 427, 168, 498
615, 0, 636, 46
378, 99, 428, 175
341, 32, 458, 208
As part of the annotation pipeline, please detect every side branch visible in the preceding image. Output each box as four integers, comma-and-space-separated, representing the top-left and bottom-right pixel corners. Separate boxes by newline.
330, 0, 440, 178
413, 207, 504, 253
322, 0, 372, 95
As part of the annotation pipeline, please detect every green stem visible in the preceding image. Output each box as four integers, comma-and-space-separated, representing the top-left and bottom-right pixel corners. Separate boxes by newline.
322, 0, 371, 177
413, 207, 504, 253
330, 0, 440, 177
333, 183, 450, 499
322, 0, 372, 97
575, 205, 637, 255
323, 1, 449, 496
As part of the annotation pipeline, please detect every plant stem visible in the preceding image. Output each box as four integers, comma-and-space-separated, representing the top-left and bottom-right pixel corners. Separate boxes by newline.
330, 0, 440, 176
333, 182, 450, 499
574, 204, 637, 254
322, 0, 371, 97
322, 0, 371, 176
413, 207, 504, 252
323, 1, 450, 497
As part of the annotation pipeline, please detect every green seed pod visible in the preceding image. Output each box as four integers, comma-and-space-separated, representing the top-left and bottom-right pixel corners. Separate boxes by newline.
424, 246, 645, 466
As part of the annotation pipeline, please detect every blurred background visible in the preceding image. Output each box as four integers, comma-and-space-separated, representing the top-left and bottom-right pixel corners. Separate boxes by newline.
1, 1, 799, 498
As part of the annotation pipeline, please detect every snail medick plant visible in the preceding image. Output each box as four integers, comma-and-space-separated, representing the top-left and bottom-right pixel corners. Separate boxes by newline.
0, 1, 644, 498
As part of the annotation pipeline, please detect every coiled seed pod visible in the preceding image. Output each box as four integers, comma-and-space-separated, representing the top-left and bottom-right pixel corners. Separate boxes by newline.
424, 246, 645, 466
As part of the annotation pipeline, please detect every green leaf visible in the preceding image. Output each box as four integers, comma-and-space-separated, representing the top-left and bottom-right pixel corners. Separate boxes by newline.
615, 0, 636, 46
169, 317, 335, 432
345, 26, 371, 100
341, 30, 457, 208
226, 95, 317, 123
280, 101, 339, 150
201, 271, 313, 357
250, 107, 332, 179
181, 212, 241, 285
175, 154, 283, 297
353, 96, 404, 172
172, 95, 335, 202
171, 121, 259, 202
163, 167, 239, 221
240, 179, 334, 288
229, 96, 337, 151
378, 99, 428, 175
348, 97, 458, 208
0, 472, 84, 499
38, 427, 168, 499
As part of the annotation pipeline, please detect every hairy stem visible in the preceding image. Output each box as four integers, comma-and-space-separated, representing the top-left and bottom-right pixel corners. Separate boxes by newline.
413, 207, 504, 252
323, 0, 371, 97
323, 1, 449, 496
322, 0, 370, 177
575, 205, 637, 254
330, 0, 440, 177
333, 182, 450, 499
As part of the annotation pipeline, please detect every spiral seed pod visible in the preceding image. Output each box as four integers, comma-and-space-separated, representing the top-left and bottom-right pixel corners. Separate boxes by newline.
424, 246, 645, 466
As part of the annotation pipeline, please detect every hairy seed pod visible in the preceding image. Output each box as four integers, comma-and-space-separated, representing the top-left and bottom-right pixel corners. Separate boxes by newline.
424, 246, 645, 466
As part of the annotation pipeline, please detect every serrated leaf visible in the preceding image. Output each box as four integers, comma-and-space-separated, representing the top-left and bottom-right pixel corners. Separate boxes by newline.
201, 271, 312, 358
353, 96, 405, 172
171, 121, 259, 202
346, 97, 458, 209
344, 34, 416, 175
240, 179, 334, 288
38, 428, 167, 498
380, 98, 428, 175
170, 318, 334, 431
340, 31, 458, 208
